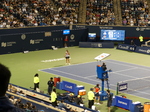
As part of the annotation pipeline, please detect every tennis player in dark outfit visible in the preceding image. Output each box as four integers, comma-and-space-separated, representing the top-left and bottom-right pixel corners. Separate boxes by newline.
47, 77, 54, 95
106, 90, 113, 112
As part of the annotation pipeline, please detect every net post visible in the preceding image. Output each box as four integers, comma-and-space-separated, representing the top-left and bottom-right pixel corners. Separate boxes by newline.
116, 82, 119, 95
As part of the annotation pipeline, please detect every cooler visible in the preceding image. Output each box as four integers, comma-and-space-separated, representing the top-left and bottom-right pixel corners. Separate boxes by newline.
79, 89, 86, 96
144, 102, 150, 112
75, 85, 84, 95
54, 77, 61, 87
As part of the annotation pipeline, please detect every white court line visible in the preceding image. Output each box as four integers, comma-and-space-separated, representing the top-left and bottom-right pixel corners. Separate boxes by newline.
48, 68, 117, 87
123, 91, 150, 100
120, 75, 150, 83
124, 89, 150, 96
38, 59, 110, 71
86, 67, 138, 78
40, 69, 110, 87
105, 60, 150, 71
86, 67, 138, 79
107, 59, 150, 68
112, 67, 138, 73
38, 61, 95, 70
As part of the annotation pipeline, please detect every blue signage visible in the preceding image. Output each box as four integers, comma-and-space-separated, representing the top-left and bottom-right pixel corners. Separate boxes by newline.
118, 83, 128, 91
135, 46, 150, 55
115, 96, 132, 110
61, 81, 76, 93
101, 30, 125, 41
63, 29, 70, 35
117, 44, 136, 51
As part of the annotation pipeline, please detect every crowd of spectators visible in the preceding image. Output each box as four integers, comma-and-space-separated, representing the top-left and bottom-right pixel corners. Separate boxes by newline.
0, 6, 25, 28
0, 0, 80, 28
86, 0, 115, 25
52, 0, 79, 25
7, 84, 83, 112
0, 0, 150, 28
7, 84, 40, 112
8, 95, 39, 112
121, 0, 150, 26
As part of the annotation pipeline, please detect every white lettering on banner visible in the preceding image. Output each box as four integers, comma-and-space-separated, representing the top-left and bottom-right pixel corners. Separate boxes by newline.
91, 43, 102, 47
98, 43, 102, 47
41, 58, 65, 62
7, 42, 16, 46
30, 39, 43, 44
75, 25, 86, 28
119, 85, 127, 91
65, 85, 73, 89
136, 27, 150, 31
99, 27, 113, 29
118, 100, 127, 105
130, 47, 134, 50
1, 42, 16, 47
138, 49, 150, 53
118, 45, 129, 49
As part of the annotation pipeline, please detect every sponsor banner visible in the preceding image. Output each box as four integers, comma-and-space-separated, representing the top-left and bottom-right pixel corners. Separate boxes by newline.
118, 82, 128, 91
115, 96, 132, 110
79, 42, 114, 48
61, 81, 77, 93
117, 44, 136, 51
135, 46, 150, 55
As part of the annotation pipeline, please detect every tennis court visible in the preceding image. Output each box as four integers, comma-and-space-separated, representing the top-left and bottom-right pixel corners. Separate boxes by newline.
40, 59, 150, 100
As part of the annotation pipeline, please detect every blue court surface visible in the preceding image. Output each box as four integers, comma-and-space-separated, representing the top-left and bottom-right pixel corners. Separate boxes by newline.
40, 59, 150, 100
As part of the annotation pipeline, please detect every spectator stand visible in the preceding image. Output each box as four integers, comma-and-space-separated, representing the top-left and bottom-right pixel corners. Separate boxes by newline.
7, 91, 65, 112
121, 0, 150, 26
86, 0, 115, 25
9, 83, 98, 112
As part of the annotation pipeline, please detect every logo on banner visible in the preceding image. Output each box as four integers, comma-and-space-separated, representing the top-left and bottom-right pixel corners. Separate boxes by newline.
62, 81, 76, 93
147, 49, 150, 53
118, 45, 129, 49
136, 27, 140, 31
99, 27, 113, 29
115, 96, 132, 110
70, 34, 75, 40
21, 34, 26, 40
45, 32, 51, 37
65, 84, 73, 89
136, 27, 150, 31
30, 39, 43, 44
30, 40, 35, 44
70, 34, 75, 42
98, 43, 102, 47
1, 42, 6, 47
129, 47, 135, 51
1, 42, 16, 47
75, 25, 85, 28
118, 100, 128, 105
138, 49, 150, 54
118, 83, 128, 91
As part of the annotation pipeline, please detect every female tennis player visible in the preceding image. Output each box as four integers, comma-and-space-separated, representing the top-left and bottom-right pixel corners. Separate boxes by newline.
65, 50, 70, 65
